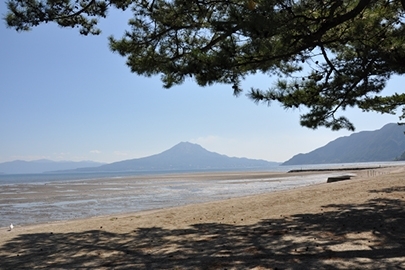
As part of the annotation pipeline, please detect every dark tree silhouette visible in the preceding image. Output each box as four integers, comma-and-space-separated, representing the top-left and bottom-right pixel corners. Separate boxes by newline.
5, 0, 405, 130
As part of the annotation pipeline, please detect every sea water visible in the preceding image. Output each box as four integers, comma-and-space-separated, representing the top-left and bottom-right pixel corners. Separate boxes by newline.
0, 161, 403, 228
1, 161, 401, 185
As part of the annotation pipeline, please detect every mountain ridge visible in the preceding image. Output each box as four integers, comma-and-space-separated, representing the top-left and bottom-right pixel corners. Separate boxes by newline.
72, 142, 279, 173
0, 160, 106, 174
283, 123, 405, 165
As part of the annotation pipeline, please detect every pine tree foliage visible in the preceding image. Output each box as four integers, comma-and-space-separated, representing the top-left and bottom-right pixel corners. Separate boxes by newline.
5, 0, 405, 130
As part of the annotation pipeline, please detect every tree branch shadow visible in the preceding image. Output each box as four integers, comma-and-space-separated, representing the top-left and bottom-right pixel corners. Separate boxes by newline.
1, 188, 404, 269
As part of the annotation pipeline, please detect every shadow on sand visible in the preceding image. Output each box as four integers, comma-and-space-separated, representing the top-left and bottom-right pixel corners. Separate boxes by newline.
1, 187, 404, 269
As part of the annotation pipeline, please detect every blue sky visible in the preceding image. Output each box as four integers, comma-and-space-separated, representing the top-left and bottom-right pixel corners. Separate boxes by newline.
0, 6, 403, 163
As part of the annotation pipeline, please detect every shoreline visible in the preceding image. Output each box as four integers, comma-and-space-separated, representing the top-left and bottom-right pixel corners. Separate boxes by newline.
0, 166, 397, 228
1, 166, 404, 269
0, 170, 335, 228
287, 165, 388, 173
0, 172, 328, 230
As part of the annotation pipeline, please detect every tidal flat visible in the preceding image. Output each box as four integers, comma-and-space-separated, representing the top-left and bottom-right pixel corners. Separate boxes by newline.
0, 171, 331, 227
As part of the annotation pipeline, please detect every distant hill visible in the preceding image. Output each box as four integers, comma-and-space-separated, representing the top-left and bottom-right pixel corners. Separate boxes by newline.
73, 142, 279, 172
0, 160, 105, 174
283, 123, 405, 165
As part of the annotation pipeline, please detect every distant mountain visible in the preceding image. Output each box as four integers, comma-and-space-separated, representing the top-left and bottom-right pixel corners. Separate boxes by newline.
283, 123, 405, 165
0, 159, 106, 174
74, 142, 279, 172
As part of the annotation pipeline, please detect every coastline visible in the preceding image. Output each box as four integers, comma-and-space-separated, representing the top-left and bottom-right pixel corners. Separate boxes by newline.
1, 165, 404, 269
287, 166, 388, 173
0, 170, 334, 228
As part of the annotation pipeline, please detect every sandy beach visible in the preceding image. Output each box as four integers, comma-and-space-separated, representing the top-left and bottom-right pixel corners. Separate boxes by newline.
0, 166, 404, 269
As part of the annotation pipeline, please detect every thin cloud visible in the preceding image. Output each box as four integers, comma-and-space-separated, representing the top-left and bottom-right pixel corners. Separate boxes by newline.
190, 135, 223, 145
90, 150, 102, 154
7, 155, 50, 162
113, 151, 129, 157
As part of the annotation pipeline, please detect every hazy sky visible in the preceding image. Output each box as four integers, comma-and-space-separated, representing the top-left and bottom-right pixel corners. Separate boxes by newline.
1, 6, 402, 163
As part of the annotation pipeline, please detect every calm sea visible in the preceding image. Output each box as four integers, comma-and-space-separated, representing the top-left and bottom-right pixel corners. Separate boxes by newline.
0, 161, 402, 185
0, 171, 157, 185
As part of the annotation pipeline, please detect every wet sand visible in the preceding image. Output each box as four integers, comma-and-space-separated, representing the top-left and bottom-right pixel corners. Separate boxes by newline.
0, 171, 333, 228
0, 167, 404, 269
